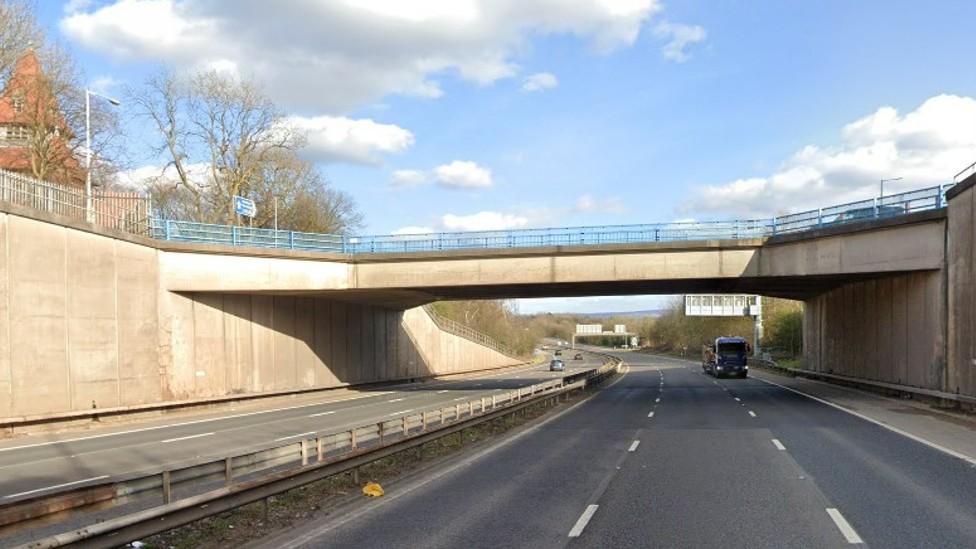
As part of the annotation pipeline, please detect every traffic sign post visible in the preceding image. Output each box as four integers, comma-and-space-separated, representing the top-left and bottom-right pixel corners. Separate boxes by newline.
233, 195, 257, 219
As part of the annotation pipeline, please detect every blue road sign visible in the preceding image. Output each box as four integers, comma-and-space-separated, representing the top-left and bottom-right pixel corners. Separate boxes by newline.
234, 195, 257, 218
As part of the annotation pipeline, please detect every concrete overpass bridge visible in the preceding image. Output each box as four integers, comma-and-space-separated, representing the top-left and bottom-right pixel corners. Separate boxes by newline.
0, 170, 973, 420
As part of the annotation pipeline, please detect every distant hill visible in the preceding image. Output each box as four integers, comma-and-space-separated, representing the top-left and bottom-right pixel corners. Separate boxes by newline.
576, 309, 666, 319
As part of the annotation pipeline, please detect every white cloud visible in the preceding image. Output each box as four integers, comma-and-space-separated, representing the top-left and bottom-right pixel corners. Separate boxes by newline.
522, 72, 559, 92
392, 225, 435, 235
390, 169, 428, 188
89, 75, 122, 96
442, 211, 529, 231
113, 162, 211, 190
683, 94, 976, 217
574, 193, 626, 214
286, 116, 414, 165
434, 160, 494, 189
61, 0, 662, 112
654, 20, 706, 62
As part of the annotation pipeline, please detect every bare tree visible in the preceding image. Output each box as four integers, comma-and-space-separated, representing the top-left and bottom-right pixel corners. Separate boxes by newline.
0, 2, 122, 186
130, 70, 362, 233
0, 0, 41, 84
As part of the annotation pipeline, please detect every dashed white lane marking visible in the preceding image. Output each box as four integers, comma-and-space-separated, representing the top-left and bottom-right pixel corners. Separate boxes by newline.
0, 391, 393, 454
436, 390, 449, 394
308, 410, 335, 417
275, 431, 315, 442
161, 432, 214, 444
4, 475, 111, 499
748, 411, 757, 418
655, 397, 660, 403
826, 508, 864, 544
628, 440, 641, 452
453, 397, 465, 401
389, 409, 414, 416
387, 398, 405, 403
771, 438, 786, 450
568, 504, 599, 538
734, 397, 741, 402
647, 411, 655, 418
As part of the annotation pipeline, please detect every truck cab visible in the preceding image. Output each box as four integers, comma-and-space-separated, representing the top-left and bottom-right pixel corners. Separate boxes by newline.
702, 337, 749, 378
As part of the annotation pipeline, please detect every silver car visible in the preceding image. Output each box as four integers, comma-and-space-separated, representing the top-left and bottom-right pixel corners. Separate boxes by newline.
549, 359, 565, 372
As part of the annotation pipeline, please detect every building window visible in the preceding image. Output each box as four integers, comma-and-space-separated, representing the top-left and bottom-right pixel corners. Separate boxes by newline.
12, 95, 25, 113
2, 125, 29, 143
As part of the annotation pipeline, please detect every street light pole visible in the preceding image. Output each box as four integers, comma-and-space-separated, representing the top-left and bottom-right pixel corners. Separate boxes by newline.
84, 89, 121, 222
880, 176, 903, 198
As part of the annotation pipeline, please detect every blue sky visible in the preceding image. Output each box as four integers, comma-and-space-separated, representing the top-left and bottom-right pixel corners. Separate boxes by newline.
33, 1, 976, 313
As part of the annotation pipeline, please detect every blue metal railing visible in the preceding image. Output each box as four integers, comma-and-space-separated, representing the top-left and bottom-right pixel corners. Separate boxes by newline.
149, 183, 953, 255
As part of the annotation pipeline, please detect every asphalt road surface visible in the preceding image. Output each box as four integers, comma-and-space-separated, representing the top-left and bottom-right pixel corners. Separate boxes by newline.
0, 351, 601, 502
265, 352, 976, 549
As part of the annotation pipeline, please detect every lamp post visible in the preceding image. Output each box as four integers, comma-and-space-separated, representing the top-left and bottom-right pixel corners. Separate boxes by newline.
880, 176, 902, 199
85, 89, 121, 222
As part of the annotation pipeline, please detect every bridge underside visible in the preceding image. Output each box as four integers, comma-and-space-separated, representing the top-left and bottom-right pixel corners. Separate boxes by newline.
256, 271, 923, 307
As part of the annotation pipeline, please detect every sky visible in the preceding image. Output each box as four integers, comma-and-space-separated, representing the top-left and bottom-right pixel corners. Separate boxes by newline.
31, 0, 976, 313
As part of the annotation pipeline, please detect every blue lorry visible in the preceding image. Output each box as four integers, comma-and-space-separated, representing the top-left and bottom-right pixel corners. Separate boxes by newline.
702, 336, 750, 378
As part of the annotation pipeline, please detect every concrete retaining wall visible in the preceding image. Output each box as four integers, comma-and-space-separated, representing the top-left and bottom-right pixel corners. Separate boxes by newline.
803, 271, 946, 392
947, 179, 976, 397
157, 293, 521, 401
0, 211, 520, 419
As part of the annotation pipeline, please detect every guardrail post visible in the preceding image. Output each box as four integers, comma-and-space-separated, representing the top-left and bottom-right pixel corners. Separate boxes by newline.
455, 403, 460, 420
378, 422, 385, 445
492, 395, 497, 409
317, 437, 324, 462
224, 457, 233, 486
402, 416, 409, 436
289, 231, 295, 249
481, 397, 487, 413
232, 225, 238, 245
161, 470, 172, 504
301, 439, 309, 466
350, 428, 358, 450
817, 208, 823, 227
164, 219, 173, 240
422, 411, 429, 431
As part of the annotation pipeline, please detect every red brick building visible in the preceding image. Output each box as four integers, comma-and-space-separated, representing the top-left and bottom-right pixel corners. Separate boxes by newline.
0, 50, 84, 186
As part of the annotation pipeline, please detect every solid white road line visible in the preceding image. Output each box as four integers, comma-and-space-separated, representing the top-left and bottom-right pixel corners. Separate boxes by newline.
160, 432, 214, 444
754, 376, 976, 466
568, 504, 599, 538
5, 475, 111, 499
628, 440, 641, 452
826, 508, 864, 544
275, 431, 315, 442
308, 410, 335, 417
647, 411, 655, 418
748, 411, 757, 418
771, 438, 786, 451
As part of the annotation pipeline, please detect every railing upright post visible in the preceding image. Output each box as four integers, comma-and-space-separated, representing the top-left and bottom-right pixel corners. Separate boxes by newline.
161, 470, 172, 504
224, 457, 233, 486
165, 219, 172, 240
289, 231, 295, 250
817, 208, 823, 227
873, 198, 879, 219
232, 225, 238, 245
938, 184, 946, 208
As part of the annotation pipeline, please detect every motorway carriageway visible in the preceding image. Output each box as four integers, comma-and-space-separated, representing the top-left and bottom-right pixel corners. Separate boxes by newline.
0, 353, 602, 501
259, 352, 976, 549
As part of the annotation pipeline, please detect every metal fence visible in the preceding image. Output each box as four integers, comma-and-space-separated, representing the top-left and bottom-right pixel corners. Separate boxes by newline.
423, 305, 520, 359
0, 167, 954, 255
0, 168, 152, 235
